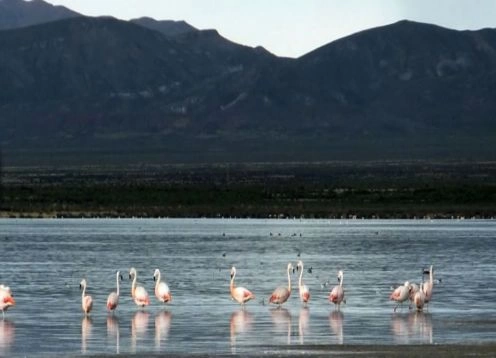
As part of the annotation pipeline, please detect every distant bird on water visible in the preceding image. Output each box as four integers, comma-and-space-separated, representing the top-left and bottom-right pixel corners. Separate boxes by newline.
107, 271, 122, 312
129, 267, 150, 307
0, 285, 15, 318
79, 279, 93, 315
269, 263, 293, 307
230, 266, 255, 307
153, 269, 172, 304
390, 281, 410, 312
329, 270, 345, 310
297, 260, 310, 306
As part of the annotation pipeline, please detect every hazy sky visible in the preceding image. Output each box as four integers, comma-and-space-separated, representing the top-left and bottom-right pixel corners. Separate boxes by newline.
47, 0, 496, 58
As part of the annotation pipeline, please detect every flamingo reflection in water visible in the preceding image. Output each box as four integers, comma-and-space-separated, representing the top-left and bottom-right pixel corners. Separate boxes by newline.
230, 310, 253, 354
155, 311, 172, 350
131, 311, 150, 352
298, 307, 310, 344
391, 312, 433, 344
270, 308, 292, 345
81, 316, 92, 354
0, 320, 15, 355
329, 310, 344, 344
106, 315, 120, 354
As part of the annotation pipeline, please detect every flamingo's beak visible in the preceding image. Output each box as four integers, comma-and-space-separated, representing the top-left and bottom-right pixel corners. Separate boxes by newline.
129, 274, 132, 279
79, 284, 82, 290
337, 276, 341, 283
153, 276, 156, 282
120, 275, 123, 281
230, 273, 234, 279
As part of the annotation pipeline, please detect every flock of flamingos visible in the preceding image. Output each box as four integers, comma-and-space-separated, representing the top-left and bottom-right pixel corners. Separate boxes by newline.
0, 262, 435, 318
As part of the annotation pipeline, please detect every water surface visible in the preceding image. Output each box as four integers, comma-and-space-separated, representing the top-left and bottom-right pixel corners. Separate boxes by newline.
1, 218, 495, 356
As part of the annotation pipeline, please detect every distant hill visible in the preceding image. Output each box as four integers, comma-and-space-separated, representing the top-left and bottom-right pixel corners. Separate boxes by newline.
130, 17, 197, 36
0, 0, 80, 30
0, 13, 495, 165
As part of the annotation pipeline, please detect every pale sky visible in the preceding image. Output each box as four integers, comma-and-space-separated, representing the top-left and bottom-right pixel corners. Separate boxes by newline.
46, 0, 496, 58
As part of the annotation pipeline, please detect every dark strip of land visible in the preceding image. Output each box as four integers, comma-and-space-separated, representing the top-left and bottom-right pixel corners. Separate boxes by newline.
1, 161, 495, 219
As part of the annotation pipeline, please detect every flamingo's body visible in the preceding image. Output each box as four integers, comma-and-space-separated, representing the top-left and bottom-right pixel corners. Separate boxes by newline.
0, 285, 15, 318
329, 270, 345, 309
422, 265, 434, 304
129, 267, 150, 307
413, 284, 426, 311
269, 263, 293, 306
154, 269, 172, 304
79, 279, 93, 315
296, 261, 310, 305
107, 271, 122, 312
390, 281, 410, 312
230, 266, 255, 306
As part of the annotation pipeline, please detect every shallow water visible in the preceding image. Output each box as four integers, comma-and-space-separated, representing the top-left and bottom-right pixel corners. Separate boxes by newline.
1, 218, 496, 356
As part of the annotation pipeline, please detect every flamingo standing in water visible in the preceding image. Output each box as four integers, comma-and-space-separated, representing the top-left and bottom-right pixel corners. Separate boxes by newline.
107, 271, 123, 312
296, 260, 310, 306
129, 267, 150, 307
422, 265, 434, 306
269, 263, 293, 307
153, 269, 172, 304
390, 281, 410, 312
79, 279, 93, 315
230, 266, 255, 307
413, 283, 426, 311
329, 270, 345, 310
0, 285, 15, 318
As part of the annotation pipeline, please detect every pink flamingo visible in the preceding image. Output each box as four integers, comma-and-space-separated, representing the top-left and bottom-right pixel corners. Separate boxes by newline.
230, 266, 255, 306
269, 262, 293, 307
390, 281, 410, 312
79, 279, 93, 315
296, 260, 310, 305
129, 267, 150, 307
329, 270, 345, 310
422, 265, 434, 305
413, 284, 426, 311
107, 271, 122, 312
0, 285, 15, 318
153, 269, 172, 304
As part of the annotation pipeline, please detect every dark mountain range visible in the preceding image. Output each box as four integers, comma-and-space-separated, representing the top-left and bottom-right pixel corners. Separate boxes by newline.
0, 12, 495, 165
130, 17, 197, 37
0, 0, 80, 30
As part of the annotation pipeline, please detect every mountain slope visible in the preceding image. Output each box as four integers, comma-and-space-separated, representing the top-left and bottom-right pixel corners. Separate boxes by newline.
130, 17, 197, 36
0, 0, 80, 30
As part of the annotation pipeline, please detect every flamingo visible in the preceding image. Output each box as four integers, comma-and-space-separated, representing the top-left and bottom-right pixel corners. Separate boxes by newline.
329, 270, 345, 310
230, 266, 255, 306
79, 279, 93, 315
129, 267, 150, 307
413, 284, 426, 311
269, 262, 293, 307
107, 271, 123, 312
408, 282, 419, 309
0, 285, 15, 318
390, 281, 410, 312
153, 269, 172, 304
422, 265, 434, 305
296, 260, 310, 305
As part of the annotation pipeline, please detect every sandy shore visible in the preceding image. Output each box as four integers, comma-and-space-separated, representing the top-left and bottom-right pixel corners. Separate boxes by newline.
70, 344, 496, 357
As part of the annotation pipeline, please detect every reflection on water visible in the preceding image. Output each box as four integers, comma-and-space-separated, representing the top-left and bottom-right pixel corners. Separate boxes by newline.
270, 308, 292, 344
155, 311, 172, 350
131, 311, 149, 352
329, 310, 344, 344
0, 320, 15, 355
1, 219, 496, 355
298, 307, 310, 344
106, 315, 120, 354
230, 310, 253, 353
391, 312, 433, 344
81, 316, 92, 353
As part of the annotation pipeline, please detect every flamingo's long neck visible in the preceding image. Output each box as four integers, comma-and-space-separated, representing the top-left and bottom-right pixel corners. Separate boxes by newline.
116, 272, 120, 297
155, 271, 161, 291
339, 274, 344, 287
81, 283, 86, 300
287, 267, 291, 293
429, 266, 433, 285
230, 271, 236, 293
131, 272, 137, 297
298, 265, 303, 289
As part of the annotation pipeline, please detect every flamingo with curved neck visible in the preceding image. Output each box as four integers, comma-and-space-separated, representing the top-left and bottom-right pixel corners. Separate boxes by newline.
297, 260, 310, 305
230, 266, 255, 306
107, 271, 122, 312
422, 265, 434, 304
329, 270, 345, 310
153, 269, 172, 304
79, 279, 93, 315
269, 263, 293, 307
129, 267, 150, 307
